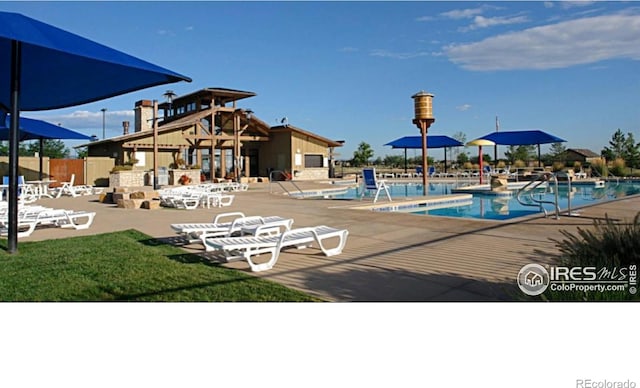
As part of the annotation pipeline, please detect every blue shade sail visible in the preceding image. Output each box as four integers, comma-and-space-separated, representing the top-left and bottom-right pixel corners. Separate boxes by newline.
0, 114, 91, 141
0, 11, 191, 111
384, 135, 464, 149
477, 130, 566, 145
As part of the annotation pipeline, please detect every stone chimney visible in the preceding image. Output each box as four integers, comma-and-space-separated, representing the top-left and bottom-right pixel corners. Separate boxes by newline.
122, 121, 130, 135
134, 100, 153, 132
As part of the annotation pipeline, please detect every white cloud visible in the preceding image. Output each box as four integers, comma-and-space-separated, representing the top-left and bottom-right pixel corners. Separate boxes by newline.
27, 110, 134, 131
416, 15, 435, 22
445, 13, 640, 71
456, 104, 472, 111
441, 7, 485, 20
561, 1, 597, 9
370, 49, 432, 60
463, 15, 529, 31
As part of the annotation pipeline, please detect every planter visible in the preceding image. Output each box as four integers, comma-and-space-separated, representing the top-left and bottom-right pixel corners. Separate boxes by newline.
168, 169, 201, 185
109, 170, 146, 188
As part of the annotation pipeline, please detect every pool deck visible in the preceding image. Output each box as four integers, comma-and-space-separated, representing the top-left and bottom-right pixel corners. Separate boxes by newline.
16, 179, 640, 301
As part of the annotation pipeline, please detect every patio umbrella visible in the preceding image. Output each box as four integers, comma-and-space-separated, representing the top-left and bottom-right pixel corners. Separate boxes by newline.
466, 139, 495, 184
1, 11, 191, 253
0, 113, 92, 179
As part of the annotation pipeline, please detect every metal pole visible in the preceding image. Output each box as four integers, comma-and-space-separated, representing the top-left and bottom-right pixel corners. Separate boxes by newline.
479, 145, 484, 184
101, 108, 106, 139
494, 115, 499, 164
7, 40, 22, 253
39, 138, 44, 180
153, 100, 159, 190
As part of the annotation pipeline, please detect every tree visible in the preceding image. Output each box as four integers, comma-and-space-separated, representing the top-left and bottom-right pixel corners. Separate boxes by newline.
504, 145, 535, 164
20, 139, 70, 159
352, 141, 374, 167
456, 151, 469, 165
602, 129, 640, 169
450, 131, 467, 160
549, 142, 567, 161
623, 132, 640, 169
76, 147, 88, 159
470, 153, 492, 164
408, 155, 435, 166
601, 129, 626, 161
383, 155, 404, 168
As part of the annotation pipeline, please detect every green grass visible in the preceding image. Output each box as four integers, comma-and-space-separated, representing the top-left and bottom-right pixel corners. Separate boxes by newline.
0, 230, 321, 302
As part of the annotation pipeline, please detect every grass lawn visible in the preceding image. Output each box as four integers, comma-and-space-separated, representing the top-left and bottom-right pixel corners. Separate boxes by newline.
0, 229, 321, 302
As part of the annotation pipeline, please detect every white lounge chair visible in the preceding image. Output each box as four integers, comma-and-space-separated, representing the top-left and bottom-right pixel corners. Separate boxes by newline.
202, 225, 349, 272
361, 167, 392, 203
0, 207, 96, 238
170, 212, 293, 243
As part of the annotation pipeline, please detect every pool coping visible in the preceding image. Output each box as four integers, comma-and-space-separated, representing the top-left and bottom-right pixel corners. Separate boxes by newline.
334, 194, 474, 211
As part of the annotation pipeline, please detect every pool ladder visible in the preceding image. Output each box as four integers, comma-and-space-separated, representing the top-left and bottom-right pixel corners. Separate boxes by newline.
515, 172, 561, 219
268, 170, 304, 196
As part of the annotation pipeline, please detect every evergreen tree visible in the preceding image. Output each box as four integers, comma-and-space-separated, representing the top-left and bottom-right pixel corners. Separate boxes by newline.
352, 142, 374, 167
601, 129, 626, 161
623, 132, 640, 169
21, 139, 70, 159
549, 142, 567, 161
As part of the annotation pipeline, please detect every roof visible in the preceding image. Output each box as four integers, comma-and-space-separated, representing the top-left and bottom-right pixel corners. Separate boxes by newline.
270, 125, 344, 147
478, 130, 566, 145
567, 148, 600, 158
158, 87, 256, 109
384, 135, 464, 149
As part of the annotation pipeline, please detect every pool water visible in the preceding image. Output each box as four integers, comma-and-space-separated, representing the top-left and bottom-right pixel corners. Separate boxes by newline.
333, 182, 640, 220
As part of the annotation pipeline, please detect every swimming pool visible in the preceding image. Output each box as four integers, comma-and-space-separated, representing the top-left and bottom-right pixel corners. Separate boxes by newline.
330, 181, 640, 220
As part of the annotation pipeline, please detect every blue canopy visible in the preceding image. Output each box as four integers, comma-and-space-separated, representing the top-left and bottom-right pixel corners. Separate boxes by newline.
0, 114, 91, 141
477, 130, 566, 145
1, 11, 191, 253
385, 135, 463, 149
0, 11, 192, 111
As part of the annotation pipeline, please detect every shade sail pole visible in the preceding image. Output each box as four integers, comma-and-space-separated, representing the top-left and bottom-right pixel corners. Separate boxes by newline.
404, 148, 407, 173
153, 100, 159, 189
39, 138, 44, 180
8, 40, 22, 253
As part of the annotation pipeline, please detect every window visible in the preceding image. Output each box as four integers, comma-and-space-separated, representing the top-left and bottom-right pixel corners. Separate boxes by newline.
304, 154, 323, 168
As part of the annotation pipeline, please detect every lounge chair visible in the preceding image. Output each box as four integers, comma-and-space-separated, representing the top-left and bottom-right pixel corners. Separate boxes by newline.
360, 167, 392, 203
170, 212, 293, 243
0, 206, 96, 238
202, 225, 349, 272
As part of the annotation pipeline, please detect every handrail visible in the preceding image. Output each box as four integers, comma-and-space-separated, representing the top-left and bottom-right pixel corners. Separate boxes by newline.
515, 172, 560, 219
268, 170, 303, 195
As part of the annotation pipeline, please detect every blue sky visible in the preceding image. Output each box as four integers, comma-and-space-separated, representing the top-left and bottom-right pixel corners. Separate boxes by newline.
3, 1, 639, 160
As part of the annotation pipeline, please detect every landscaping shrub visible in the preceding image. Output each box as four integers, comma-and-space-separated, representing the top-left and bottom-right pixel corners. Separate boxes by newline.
590, 158, 605, 176
552, 162, 565, 172
609, 158, 627, 177
542, 212, 640, 301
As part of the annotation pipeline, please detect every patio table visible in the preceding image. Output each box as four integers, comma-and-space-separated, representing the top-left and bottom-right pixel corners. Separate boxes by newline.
26, 180, 56, 199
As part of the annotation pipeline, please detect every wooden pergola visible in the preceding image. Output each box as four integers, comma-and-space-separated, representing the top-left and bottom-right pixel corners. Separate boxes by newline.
122, 88, 271, 181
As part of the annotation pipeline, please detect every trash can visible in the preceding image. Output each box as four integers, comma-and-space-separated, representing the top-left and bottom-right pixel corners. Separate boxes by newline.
157, 167, 169, 186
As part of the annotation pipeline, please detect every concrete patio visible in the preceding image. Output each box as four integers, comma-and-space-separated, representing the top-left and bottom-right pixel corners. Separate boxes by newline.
17, 180, 640, 301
